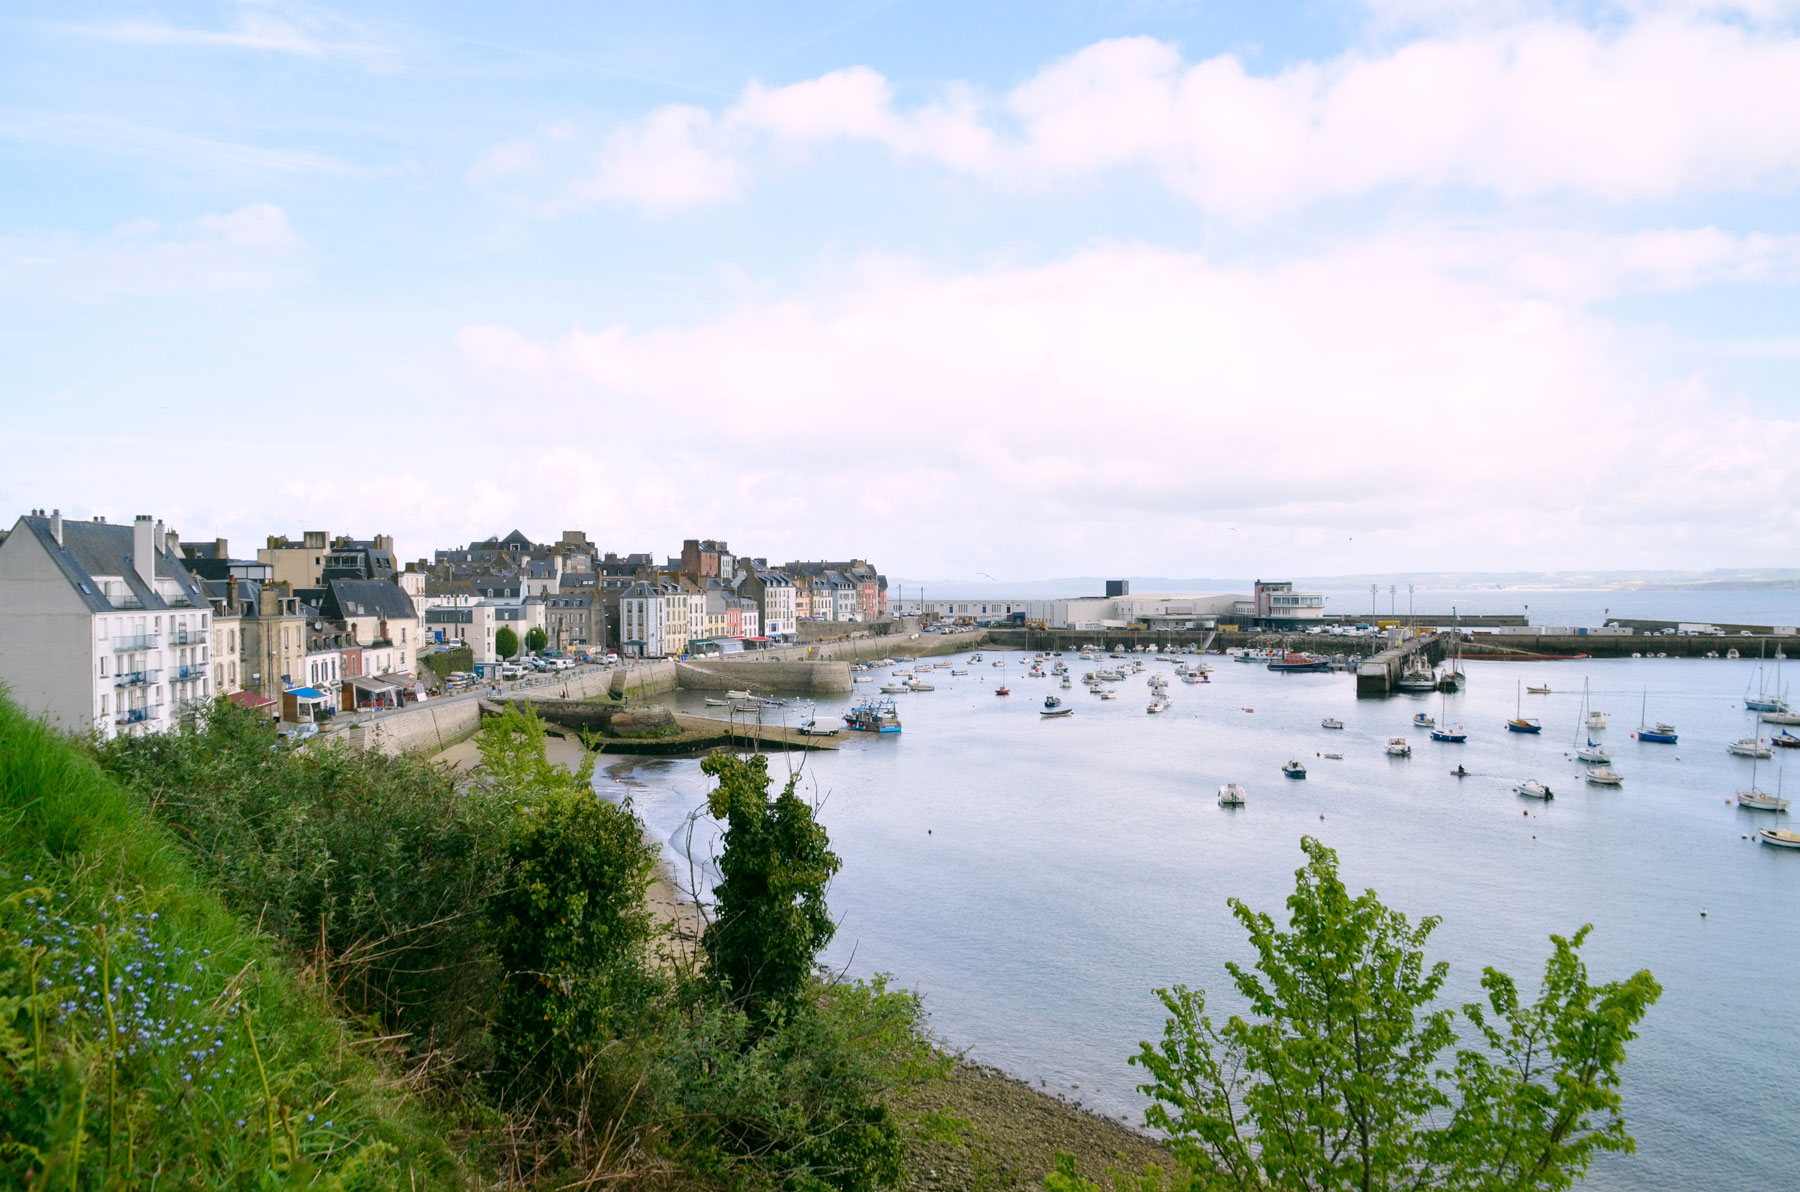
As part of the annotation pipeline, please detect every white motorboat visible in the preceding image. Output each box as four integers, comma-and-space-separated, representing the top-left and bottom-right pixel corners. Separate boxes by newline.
1098, 689, 1117, 700
1413, 712, 1435, 729
1758, 828, 1800, 849
1146, 698, 1171, 714
1321, 717, 1345, 730
1587, 709, 1608, 731
854, 674, 874, 684
879, 683, 908, 694
1386, 736, 1412, 757
950, 668, 969, 676
1323, 752, 1344, 760
1041, 695, 1073, 718
704, 696, 732, 706
1728, 737, 1773, 759
1585, 766, 1624, 786
1218, 783, 1246, 808
1514, 779, 1554, 799
992, 660, 1006, 668
904, 680, 936, 692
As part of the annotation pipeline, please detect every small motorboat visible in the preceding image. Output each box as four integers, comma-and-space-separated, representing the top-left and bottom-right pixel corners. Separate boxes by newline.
879, 683, 909, 694
1759, 828, 1800, 848
1585, 766, 1624, 786
904, 680, 936, 692
950, 668, 970, 676
994, 685, 1011, 697
992, 660, 1006, 668
1430, 725, 1467, 743
1060, 677, 1073, 689
1321, 717, 1345, 730
1526, 685, 1551, 695
1323, 752, 1344, 760
1451, 765, 1469, 778
1514, 779, 1554, 800
1727, 737, 1773, 759
1386, 736, 1411, 757
1413, 712, 1435, 729
1218, 783, 1246, 807
1282, 761, 1307, 779
1098, 689, 1117, 700
1041, 696, 1073, 718
1587, 710, 1608, 730
1146, 698, 1171, 714
704, 696, 732, 706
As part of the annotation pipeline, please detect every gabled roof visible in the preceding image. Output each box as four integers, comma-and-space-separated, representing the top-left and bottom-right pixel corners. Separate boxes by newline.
325, 578, 418, 622
7, 515, 206, 614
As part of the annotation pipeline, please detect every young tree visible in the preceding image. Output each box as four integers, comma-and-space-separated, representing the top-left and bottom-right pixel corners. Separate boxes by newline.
1132, 837, 1659, 1192
700, 751, 840, 1018
495, 625, 519, 660
525, 626, 548, 654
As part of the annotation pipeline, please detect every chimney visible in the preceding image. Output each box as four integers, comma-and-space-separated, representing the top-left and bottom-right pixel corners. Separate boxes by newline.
133, 516, 156, 587
49, 509, 63, 546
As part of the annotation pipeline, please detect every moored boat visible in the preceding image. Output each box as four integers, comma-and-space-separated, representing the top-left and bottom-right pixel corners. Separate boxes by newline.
1773, 729, 1800, 749
1218, 783, 1246, 807
1585, 766, 1624, 786
1321, 717, 1344, 730
1282, 760, 1307, 779
1268, 652, 1330, 673
1413, 712, 1435, 729
843, 699, 901, 733
1041, 695, 1073, 718
1514, 779, 1553, 799
1759, 828, 1800, 848
1728, 737, 1772, 759
1386, 736, 1412, 757
1507, 680, 1541, 733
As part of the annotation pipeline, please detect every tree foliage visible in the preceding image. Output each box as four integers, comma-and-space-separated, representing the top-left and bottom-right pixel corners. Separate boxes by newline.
1132, 837, 1660, 1192
525, 626, 548, 654
700, 752, 841, 1018
495, 626, 519, 660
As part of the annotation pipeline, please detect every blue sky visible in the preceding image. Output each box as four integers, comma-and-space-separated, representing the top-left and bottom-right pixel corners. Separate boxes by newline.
3, 1, 1798, 580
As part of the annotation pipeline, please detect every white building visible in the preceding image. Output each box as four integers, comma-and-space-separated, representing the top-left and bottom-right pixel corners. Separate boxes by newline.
421, 597, 546, 666
892, 592, 1243, 629
0, 511, 212, 739
1253, 580, 1326, 620
619, 581, 666, 657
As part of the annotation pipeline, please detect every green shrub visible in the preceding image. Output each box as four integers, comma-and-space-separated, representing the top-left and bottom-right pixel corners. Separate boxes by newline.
418, 648, 474, 685
0, 694, 466, 1189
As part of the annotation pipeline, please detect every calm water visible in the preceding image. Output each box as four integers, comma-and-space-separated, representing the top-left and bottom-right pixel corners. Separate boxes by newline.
600, 649, 1800, 1190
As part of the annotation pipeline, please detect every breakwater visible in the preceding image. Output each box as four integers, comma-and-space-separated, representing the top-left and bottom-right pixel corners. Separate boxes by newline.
1461, 632, 1790, 660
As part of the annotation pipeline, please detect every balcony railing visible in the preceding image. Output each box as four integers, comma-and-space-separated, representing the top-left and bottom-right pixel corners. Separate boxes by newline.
116, 707, 151, 725
112, 633, 159, 652
114, 670, 159, 689
169, 665, 207, 682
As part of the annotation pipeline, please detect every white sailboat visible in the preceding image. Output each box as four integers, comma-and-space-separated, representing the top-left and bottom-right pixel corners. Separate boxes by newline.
1574, 679, 1611, 763
1738, 760, 1790, 812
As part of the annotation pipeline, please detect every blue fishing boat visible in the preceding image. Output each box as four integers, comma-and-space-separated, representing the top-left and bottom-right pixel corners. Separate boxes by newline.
844, 699, 901, 733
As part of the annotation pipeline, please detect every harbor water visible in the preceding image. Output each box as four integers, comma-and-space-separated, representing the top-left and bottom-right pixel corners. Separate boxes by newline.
599, 649, 1800, 1191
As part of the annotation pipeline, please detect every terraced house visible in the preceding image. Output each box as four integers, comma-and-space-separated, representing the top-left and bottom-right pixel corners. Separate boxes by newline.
0, 511, 213, 739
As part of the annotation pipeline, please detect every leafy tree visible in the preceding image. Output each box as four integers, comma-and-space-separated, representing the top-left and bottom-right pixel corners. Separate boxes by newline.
525, 626, 548, 654
495, 625, 519, 660
700, 752, 840, 1018
482, 705, 658, 1098
1132, 837, 1659, 1192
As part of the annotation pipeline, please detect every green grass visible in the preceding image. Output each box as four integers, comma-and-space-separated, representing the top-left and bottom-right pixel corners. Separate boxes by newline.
0, 695, 472, 1190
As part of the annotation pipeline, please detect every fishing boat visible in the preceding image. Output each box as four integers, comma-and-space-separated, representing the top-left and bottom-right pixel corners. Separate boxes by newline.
1514, 779, 1554, 799
1060, 676, 1073, 689
1218, 783, 1246, 807
1414, 712, 1435, 729
1321, 717, 1344, 730
1282, 760, 1307, 779
1585, 766, 1624, 786
1041, 695, 1073, 718
1573, 680, 1611, 763
1526, 684, 1552, 695
1395, 656, 1437, 692
1634, 690, 1677, 743
1268, 652, 1330, 673
1758, 828, 1800, 848
843, 699, 901, 733
1386, 736, 1412, 757
1507, 680, 1542, 734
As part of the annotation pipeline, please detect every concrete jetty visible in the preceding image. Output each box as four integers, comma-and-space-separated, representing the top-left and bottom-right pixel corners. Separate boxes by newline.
1356, 635, 1445, 697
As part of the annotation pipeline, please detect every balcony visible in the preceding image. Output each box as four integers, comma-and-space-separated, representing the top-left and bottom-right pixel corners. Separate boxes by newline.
114, 669, 159, 689
169, 665, 207, 682
112, 633, 160, 652
116, 707, 151, 726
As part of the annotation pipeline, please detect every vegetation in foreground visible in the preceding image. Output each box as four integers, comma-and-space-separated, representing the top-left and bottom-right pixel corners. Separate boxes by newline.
1053, 837, 1661, 1192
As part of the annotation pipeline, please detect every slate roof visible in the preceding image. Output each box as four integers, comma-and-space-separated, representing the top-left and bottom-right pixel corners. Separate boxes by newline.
324, 578, 418, 622
10, 515, 206, 614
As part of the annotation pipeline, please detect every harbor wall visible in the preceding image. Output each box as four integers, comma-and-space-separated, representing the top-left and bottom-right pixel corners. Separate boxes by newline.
676, 659, 854, 694
988, 628, 1215, 652
348, 699, 482, 757
610, 659, 678, 699
1461, 633, 1791, 660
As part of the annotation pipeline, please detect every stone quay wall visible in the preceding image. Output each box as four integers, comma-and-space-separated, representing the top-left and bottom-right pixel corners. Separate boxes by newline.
676, 659, 854, 694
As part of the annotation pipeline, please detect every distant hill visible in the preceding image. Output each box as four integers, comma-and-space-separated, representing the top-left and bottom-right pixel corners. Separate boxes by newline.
890, 570, 1800, 600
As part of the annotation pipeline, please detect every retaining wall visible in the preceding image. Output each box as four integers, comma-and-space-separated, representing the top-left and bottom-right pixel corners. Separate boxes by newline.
676, 659, 854, 694
348, 698, 482, 757
610, 659, 678, 699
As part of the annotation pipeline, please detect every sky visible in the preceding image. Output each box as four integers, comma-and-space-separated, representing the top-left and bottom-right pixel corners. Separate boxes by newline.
3, 0, 1798, 581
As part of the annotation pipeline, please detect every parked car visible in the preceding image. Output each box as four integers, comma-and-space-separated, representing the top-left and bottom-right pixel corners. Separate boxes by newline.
499, 663, 525, 679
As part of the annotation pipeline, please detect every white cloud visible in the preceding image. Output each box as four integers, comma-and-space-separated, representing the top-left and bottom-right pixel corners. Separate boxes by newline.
0, 204, 308, 301
452, 230, 1800, 573
538, 12, 1800, 215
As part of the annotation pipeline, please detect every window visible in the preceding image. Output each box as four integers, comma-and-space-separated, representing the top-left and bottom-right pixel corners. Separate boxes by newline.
99, 656, 108, 678
100, 694, 109, 715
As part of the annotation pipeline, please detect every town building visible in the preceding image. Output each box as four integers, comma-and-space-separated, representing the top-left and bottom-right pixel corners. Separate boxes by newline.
0, 511, 213, 739
1253, 580, 1326, 620
619, 581, 666, 658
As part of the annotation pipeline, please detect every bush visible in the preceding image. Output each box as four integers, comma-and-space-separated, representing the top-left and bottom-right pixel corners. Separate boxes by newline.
495, 627, 518, 662
96, 700, 513, 1064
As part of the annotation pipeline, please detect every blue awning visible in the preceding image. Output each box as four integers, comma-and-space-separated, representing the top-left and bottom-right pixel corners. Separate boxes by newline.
286, 687, 328, 700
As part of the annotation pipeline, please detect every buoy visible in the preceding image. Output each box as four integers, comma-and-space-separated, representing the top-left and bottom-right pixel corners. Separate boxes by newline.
1701, 909, 1708, 917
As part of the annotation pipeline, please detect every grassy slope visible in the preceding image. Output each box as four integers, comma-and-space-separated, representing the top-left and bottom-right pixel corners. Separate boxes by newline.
0, 696, 471, 1189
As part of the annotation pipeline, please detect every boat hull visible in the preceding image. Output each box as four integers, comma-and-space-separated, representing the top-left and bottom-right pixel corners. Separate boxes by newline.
1506, 721, 1542, 734
1636, 730, 1678, 743
1430, 731, 1466, 743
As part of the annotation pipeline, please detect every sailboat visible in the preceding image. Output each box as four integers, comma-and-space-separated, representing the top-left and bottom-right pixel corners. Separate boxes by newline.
1506, 680, 1542, 734
1429, 689, 1465, 742
1737, 758, 1790, 812
1634, 690, 1677, 743
1746, 641, 1791, 713
1574, 679, 1611, 763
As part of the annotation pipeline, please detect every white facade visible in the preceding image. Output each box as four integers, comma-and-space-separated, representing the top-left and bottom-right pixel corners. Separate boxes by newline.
422, 598, 547, 665
619, 583, 667, 657
893, 592, 1243, 629
0, 512, 212, 740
